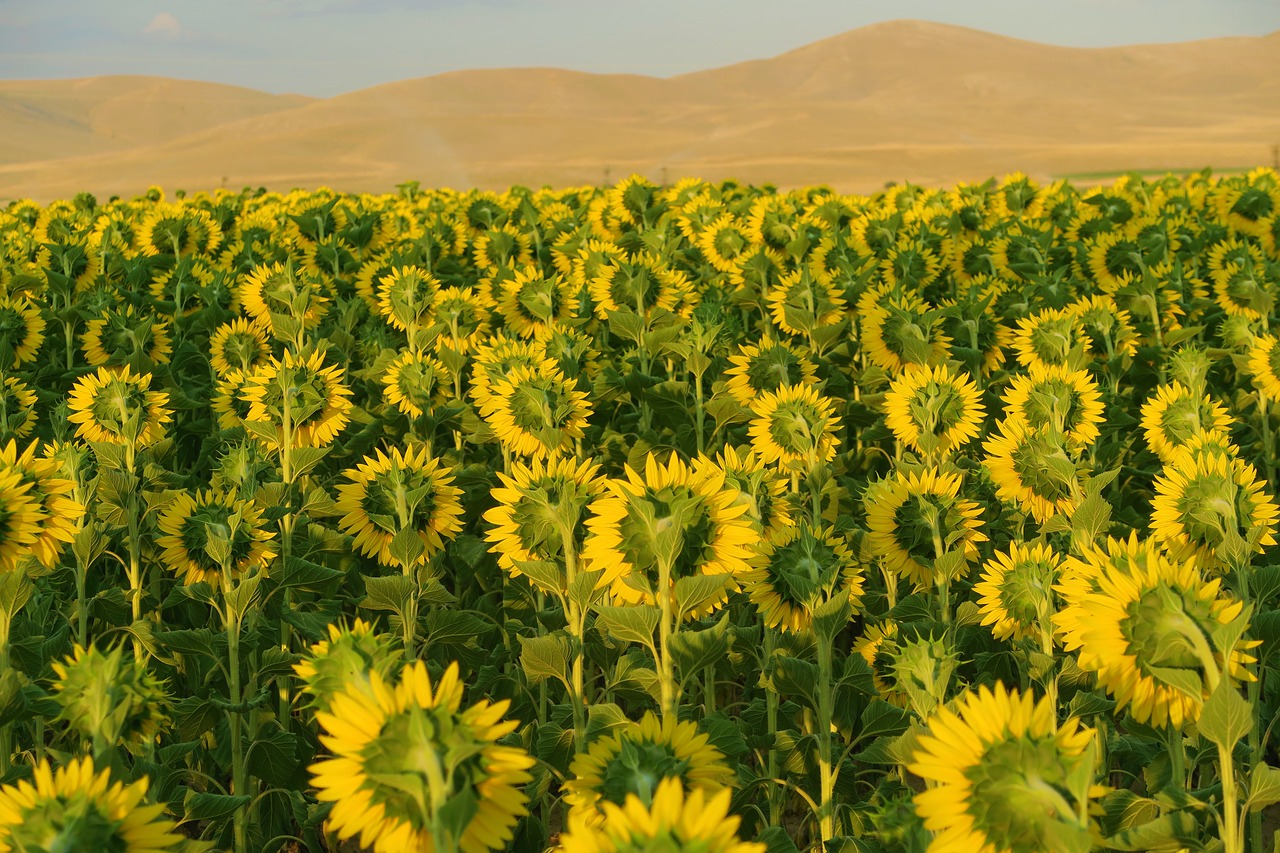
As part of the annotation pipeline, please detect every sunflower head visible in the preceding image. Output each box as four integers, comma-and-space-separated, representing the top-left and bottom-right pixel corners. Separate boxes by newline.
81, 303, 172, 369
241, 349, 352, 451
0, 377, 37, 443
889, 631, 962, 720
479, 364, 593, 460
696, 446, 793, 547
747, 384, 842, 472
498, 265, 578, 338
863, 468, 987, 589
376, 264, 438, 334
483, 455, 604, 590
724, 337, 818, 408
66, 366, 172, 448
295, 619, 403, 712
982, 420, 1081, 524
239, 261, 330, 342
1055, 537, 1254, 727
335, 445, 465, 569
382, 350, 452, 419
742, 522, 864, 634
975, 542, 1063, 643
310, 661, 534, 853
155, 489, 277, 587
0, 294, 46, 368
883, 363, 985, 457
209, 317, 272, 377
910, 684, 1097, 853
583, 454, 759, 618
560, 778, 763, 853
1247, 334, 1280, 401
1012, 308, 1088, 371
1140, 382, 1235, 464
564, 712, 735, 822
51, 643, 172, 754
854, 621, 908, 707
1000, 363, 1105, 449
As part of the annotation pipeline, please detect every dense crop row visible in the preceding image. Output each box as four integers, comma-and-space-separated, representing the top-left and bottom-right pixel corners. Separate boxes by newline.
0, 169, 1279, 852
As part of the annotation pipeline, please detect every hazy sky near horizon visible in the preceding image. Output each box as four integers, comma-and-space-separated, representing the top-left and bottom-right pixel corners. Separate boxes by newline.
2, 0, 1278, 97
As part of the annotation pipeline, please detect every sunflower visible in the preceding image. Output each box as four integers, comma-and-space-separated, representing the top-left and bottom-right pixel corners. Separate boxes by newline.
698, 213, 754, 274
483, 455, 604, 588
588, 253, 693, 321
376, 264, 438, 335
67, 366, 172, 448
239, 261, 330, 337
854, 621, 907, 708
335, 445, 465, 569
1212, 263, 1273, 322
765, 267, 847, 339
0, 440, 84, 570
564, 712, 735, 822
0, 376, 37, 441
747, 384, 841, 472
211, 370, 257, 431
742, 522, 864, 634
882, 364, 985, 456
310, 661, 534, 853
148, 256, 220, 316
241, 349, 352, 450
909, 684, 1097, 853
1000, 363, 1105, 449
1247, 334, 1280, 401
479, 365, 593, 459
723, 337, 818, 408
1151, 450, 1280, 569
155, 490, 276, 587
0, 757, 185, 853
1139, 382, 1234, 464
430, 286, 495, 355
497, 265, 578, 338
982, 420, 1080, 524
0, 294, 45, 368
81, 304, 173, 368
560, 777, 761, 853
470, 223, 534, 273
1010, 308, 1088, 371
974, 543, 1063, 643
582, 454, 758, 617
863, 468, 987, 588
51, 643, 171, 753
858, 289, 951, 374
1054, 540, 1253, 728
695, 445, 793, 547
469, 336, 558, 409
135, 201, 221, 257
382, 350, 453, 418
209, 318, 272, 377
1066, 294, 1139, 364
294, 619, 402, 712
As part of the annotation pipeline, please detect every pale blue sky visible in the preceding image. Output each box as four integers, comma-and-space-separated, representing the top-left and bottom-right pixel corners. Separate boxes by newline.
2, 0, 1278, 97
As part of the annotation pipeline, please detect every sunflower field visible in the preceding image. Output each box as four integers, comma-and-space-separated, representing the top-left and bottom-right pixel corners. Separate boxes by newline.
0, 168, 1279, 852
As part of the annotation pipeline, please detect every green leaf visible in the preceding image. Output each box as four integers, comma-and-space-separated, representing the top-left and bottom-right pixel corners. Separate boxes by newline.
288, 445, 330, 479
1101, 810, 1201, 851
425, 611, 493, 648
362, 575, 416, 617
669, 616, 729, 685
585, 703, 630, 742
0, 570, 32, 620
858, 700, 911, 743
1248, 763, 1280, 811
389, 527, 427, 569
183, 791, 251, 823
672, 574, 731, 620
0, 669, 28, 728
594, 604, 658, 649
1071, 492, 1112, 552
519, 632, 572, 687
1198, 681, 1252, 750
274, 556, 345, 593
246, 721, 301, 787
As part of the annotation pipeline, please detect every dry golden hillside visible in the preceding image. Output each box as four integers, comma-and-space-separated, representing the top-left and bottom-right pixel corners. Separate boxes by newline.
2, 20, 1278, 201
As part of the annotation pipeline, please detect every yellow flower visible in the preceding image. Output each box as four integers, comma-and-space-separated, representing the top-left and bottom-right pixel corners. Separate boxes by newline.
0, 295, 45, 368
910, 684, 1097, 853
0, 377, 37, 441
1000, 363, 1105, 449
982, 420, 1079, 524
479, 364, 593, 459
559, 778, 763, 853
155, 490, 276, 587
858, 288, 951, 374
294, 619, 402, 712
376, 264, 438, 334
1054, 538, 1253, 728
1247, 334, 1280, 401
136, 201, 221, 257
974, 542, 1062, 643
582, 454, 758, 617
67, 366, 171, 447
209, 317, 272, 377
747, 384, 841, 472
1151, 449, 1279, 569
483, 455, 603, 588
724, 337, 818, 408
1011, 308, 1088, 371
382, 350, 453, 418
765, 267, 847, 338
0, 756, 185, 853
1139, 382, 1234, 464
0, 440, 84, 570
564, 712, 735, 821
335, 445, 464, 568
497, 265, 578, 338
882, 364, 985, 456
863, 468, 987, 588
310, 661, 533, 853
695, 445, 793, 547
241, 349, 352, 450
81, 303, 173, 368
430, 286, 495, 355
742, 522, 864, 634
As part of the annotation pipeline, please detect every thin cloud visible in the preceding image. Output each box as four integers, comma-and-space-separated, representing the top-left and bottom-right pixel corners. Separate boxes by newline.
143, 12, 183, 37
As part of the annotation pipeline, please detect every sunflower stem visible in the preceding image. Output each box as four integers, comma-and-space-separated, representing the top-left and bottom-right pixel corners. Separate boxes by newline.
694, 368, 705, 456
561, 526, 588, 753
763, 625, 781, 827
657, 554, 677, 724
1259, 394, 1276, 491
1218, 738, 1242, 853
278, 393, 296, 730
1166, 723, 1186, 790
815, 627, 836, 844
223, 576, 250, 853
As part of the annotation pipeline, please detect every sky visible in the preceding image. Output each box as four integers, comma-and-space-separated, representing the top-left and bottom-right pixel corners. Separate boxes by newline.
2, 0, 1279, 98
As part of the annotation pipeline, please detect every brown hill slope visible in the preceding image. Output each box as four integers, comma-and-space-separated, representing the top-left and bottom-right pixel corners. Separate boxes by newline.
2, 21, 1278, 201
